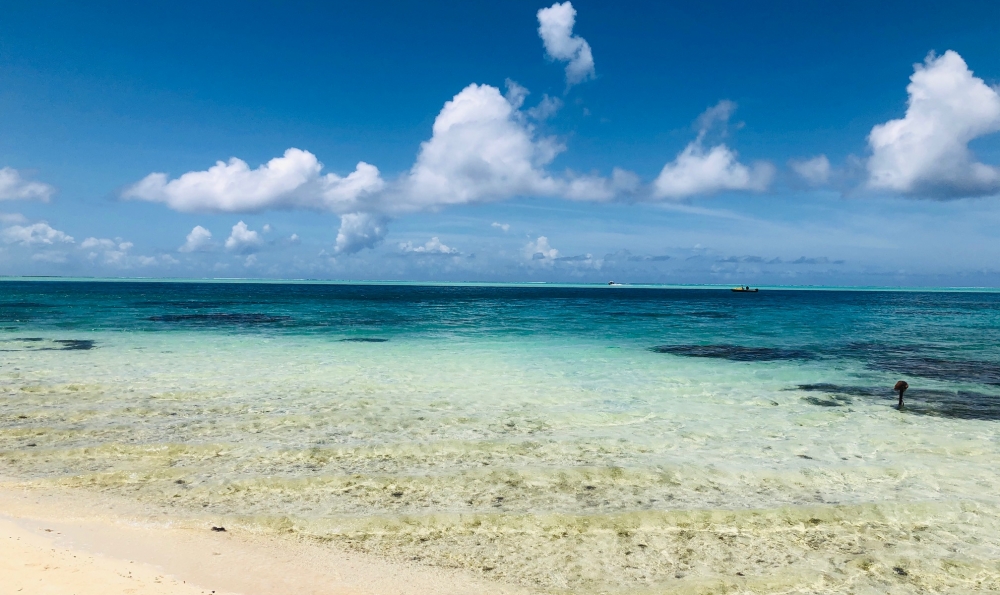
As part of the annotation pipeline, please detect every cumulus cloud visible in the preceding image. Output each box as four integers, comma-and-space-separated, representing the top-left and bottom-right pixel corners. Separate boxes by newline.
398, 236, 460, 255
0, 167, 55, 202
563, 167, 641, 201
179, 225, 213, 252
525, 236, 559, 261
537, 2, 595, 87
654, 144, 773, 199
652, 101, 774, 199
124, 80, 633, 256
123, 148, 384, 213
335, 213, 388, 254
81, 237, 134, 265
224, 221, 263, 253
491, 222, 510, 232
789, 155, 831, 186
1, 222, 74, 246
867, 50, 1000, 198
406, 83, 565, 208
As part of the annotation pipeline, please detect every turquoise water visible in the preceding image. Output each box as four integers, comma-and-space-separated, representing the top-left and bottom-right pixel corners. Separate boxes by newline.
2, 280, 1000, 593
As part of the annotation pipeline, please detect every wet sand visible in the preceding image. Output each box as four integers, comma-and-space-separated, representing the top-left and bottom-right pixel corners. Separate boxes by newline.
0, 480, 529, 595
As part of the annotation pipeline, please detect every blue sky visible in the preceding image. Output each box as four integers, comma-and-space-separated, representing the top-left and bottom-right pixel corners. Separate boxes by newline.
2, 0, 1000, 285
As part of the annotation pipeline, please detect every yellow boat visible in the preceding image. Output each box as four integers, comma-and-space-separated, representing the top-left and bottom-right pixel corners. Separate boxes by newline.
731, 287, 759, 292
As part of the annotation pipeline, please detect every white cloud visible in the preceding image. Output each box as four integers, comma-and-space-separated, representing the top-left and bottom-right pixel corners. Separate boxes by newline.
1, 222, 74, 246
179, 225, 214, 252
399, 236, 459, 255
289, 233, 300, 243
789, 155, 832, 186
125, 80, 634, 244
654, 144, 773, 199
0, 167, 55, 202
123, 148, 384, 213
225, 221, 263, 253
537, 2, 595, 87
335, 212, 388, 254
867, 50, 1000, 198
527, 94, 563, 120
80, 237, 117, 250
31, 251, 68, 263
564, 167, 641, 201
0, 212, 28, 224
81, 237, 134, 265
244, 254, 258, 267
405, 83, 564, 208
504, 79, 529, 110
652, 101, 773, 199
491, 222, 510, 232
525, 236, 559, 261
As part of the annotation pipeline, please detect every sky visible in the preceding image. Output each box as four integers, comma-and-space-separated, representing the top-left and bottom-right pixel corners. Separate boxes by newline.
2, 0, 1000, 286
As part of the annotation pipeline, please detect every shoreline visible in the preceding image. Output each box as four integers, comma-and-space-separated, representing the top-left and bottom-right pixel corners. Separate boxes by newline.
0, 480, 530, 595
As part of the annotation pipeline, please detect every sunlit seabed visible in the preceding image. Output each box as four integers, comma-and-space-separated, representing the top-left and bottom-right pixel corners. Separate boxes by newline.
2, 282, 1000, 593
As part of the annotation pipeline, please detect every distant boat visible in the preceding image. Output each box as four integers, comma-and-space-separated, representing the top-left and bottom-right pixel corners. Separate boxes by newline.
731, 286, 759, 292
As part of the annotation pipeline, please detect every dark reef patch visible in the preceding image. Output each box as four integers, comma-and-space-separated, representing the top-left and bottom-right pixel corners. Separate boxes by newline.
868, 355, 1000, 386
339, 337, 388, 343
0, 338, 95, 351
651, 344, 814, 362
794, 383, 1000, 420
837, 342, 1000, 386
51, 339, 95, 350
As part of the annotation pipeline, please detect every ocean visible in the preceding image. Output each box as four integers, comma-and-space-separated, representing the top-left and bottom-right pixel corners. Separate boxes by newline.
2, 279, 1000, 593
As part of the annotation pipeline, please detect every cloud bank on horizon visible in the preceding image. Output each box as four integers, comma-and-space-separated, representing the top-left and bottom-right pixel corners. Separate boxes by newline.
2, 2, 1000, 269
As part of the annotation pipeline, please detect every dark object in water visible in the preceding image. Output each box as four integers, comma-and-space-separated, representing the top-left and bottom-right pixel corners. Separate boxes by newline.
339, 337, 388, 343
651, 344, 813, 362
731, 286, 758, 292
894, 380, 909, 409
211, 526, 226, 532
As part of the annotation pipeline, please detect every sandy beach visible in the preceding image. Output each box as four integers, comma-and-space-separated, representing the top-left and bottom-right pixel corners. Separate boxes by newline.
0, 480, 528, 595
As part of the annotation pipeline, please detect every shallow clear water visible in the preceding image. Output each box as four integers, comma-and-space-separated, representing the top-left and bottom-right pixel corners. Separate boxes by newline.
2, 281, 1000, 593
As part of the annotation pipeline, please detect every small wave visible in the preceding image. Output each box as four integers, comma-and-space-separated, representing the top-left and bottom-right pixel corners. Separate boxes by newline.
147, 313, 292, 325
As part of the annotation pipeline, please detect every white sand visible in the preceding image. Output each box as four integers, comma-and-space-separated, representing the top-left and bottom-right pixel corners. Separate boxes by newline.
0, 482, 530, 595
